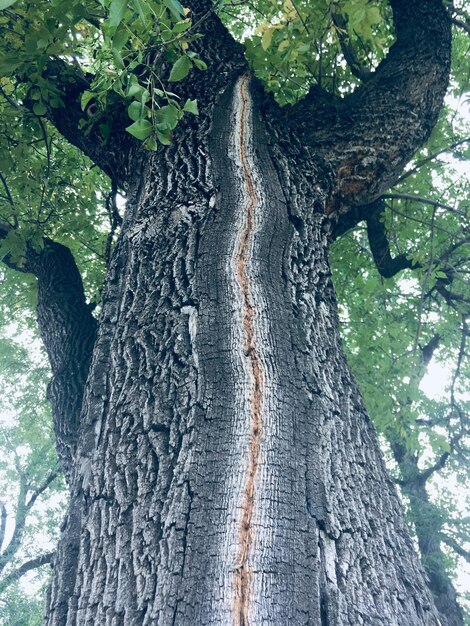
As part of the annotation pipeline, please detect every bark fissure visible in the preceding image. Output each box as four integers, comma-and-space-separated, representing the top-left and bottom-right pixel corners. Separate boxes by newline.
233, 74, 265, 626
40, 2, 455, 620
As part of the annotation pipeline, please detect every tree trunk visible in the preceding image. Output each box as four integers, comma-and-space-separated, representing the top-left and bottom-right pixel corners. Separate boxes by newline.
45, 73, 441, 626
392, 443, 464, 626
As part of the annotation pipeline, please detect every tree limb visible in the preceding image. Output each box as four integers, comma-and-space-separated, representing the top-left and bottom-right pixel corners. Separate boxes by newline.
397, 137, 470, 183
330, 8, 373, 82
25, 471, 59, 510
0, 552, 54, 595
441, 534, 470, 563
0, 224, 98, 479
30, 59, 133, 186
365, 199, 417, 277
382, 193, 464, 217
290, 0, 452, 217
450, 16, 470, 34
0, 502, 6, 553
0, 476, 27, 574
418, 451, 450, 483
391, 442, 464, 624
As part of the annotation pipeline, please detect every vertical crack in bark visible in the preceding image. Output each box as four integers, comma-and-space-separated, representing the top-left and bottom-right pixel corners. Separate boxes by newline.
233, 74, 264, 626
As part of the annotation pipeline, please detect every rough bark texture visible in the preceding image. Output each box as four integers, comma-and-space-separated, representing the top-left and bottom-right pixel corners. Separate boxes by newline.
46, 85, 439, 626
0, 227, 97, 479
34, 1, 455, 624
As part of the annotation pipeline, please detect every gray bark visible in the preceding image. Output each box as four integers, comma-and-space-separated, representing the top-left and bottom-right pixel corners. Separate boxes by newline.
45, 75, 441, 625
0, 227, 97, 479
35, 0, 454, 623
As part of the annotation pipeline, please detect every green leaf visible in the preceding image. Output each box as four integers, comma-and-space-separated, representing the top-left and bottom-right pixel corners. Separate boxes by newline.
172, 19, 191, 34
183, 99, 198, 115
261, 28, 274, 51
156, 128, 172, 145
0, 0, 18, 9
113, 25, 129, 51
143, 136, 158, 151
132, 0, 147, 22
112, 48, 125, 69
125, 118, 153, 140
155, 104, 180, 129
127, 83, 147, 100
168, 55, 192, 82
32, 101, 47, 116
0, 57, 20, 75
127, 100, 143, 122
193, 58, 207, 71
80, 91, 95, 111
163, 0, 185, 19
109, 0, 127, 30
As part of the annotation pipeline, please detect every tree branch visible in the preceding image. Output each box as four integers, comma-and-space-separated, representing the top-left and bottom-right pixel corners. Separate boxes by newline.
25, 471, 59, 510
0, 224, 98, 479
330, 8, 373, 82
0, 552, 54, 595
382, 193, 464, 217
391, 442, 464, 623
418, 451, 450, 483
30, 59, 133, 186
291, 0, 452, 217
441, 534, 470, 563
0, 476, 27, 574
0, 502, 6, 553
450, 16, 470, 34
365, 199, 417, 277
0, 472, 57, 577
397, 137, 470, 183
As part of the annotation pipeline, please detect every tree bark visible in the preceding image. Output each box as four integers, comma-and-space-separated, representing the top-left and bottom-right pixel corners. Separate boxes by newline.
0, 227, 97, 480
44, 72, 443, 625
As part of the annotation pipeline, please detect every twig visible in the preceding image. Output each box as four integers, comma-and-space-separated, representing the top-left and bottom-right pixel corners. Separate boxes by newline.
397, 137, 470, 183
382, 193, 465, 217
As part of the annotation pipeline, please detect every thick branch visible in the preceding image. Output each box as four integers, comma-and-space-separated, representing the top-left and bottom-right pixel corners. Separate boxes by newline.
28, 60, 133, 185
292, 0, 452, 217
0, 225, 97, 479
365, 199, 416, 277
0, 552, 54, 595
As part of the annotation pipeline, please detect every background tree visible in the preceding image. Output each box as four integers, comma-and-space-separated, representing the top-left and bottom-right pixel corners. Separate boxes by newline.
0, 0, 468, 624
